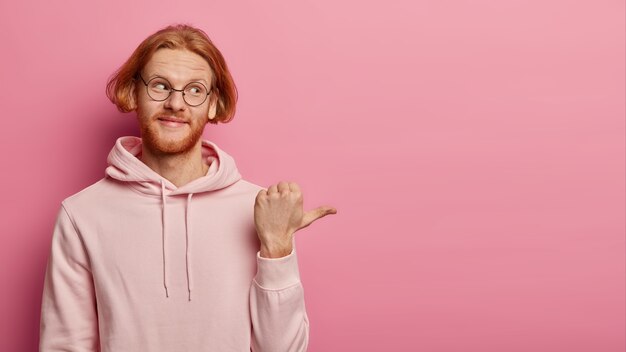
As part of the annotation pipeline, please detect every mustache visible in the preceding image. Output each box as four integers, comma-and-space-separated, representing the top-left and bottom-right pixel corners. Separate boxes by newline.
152, 111, 189, 120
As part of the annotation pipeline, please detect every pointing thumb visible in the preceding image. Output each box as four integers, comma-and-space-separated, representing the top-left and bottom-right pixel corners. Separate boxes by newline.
301, 206, 337, 229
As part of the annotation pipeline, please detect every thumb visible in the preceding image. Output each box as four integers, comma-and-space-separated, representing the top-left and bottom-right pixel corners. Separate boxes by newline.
300, 206, 337, 229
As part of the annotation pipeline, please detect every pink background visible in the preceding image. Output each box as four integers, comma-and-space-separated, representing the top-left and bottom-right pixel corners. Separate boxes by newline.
1, 0, 624, 351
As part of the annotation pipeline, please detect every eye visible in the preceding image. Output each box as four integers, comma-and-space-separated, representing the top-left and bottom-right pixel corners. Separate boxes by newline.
153, 82, 169, 91
149, 78, 171, 91
185, 84, 206, 96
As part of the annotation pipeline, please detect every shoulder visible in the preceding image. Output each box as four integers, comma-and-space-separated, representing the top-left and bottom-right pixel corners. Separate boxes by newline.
234, 179, 265, 193
61, 177, 123, 212
215, 179, 265, 203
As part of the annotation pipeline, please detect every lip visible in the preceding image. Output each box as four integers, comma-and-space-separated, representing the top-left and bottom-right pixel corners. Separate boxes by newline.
157, 116, 189, 123
157, 116, 189, 128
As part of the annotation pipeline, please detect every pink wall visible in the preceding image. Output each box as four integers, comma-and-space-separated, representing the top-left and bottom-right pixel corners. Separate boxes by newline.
1, 0, 624, 351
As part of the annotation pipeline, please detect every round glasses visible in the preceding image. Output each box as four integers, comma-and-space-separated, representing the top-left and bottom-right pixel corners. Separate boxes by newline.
138, 74, 212, 107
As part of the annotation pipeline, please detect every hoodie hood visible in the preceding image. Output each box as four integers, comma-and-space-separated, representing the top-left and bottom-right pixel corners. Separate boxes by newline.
104, 136, 243, 301
106, 136, 242, 195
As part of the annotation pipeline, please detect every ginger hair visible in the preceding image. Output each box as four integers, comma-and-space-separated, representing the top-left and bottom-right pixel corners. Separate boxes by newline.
106, 24, 237, 124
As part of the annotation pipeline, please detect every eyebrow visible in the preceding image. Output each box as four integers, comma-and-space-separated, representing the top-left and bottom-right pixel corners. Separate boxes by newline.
147, 73, 210, 86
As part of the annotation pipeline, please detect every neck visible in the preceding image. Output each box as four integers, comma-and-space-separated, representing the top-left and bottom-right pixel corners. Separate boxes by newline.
140, 141, 209, 187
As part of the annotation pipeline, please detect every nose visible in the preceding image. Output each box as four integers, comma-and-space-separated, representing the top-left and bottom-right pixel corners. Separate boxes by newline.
164, 89, 187, 111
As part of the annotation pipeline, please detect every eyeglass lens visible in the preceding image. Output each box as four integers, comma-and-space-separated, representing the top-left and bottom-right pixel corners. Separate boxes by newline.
145, 77, 210, 106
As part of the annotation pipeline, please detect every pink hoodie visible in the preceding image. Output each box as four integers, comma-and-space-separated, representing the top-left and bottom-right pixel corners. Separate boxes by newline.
39, 136, 309, 351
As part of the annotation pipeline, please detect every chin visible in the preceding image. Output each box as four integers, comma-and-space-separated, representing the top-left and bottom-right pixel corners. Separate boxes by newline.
154, 141, 195, 154
143, 129, 203, 155
139, 115, 207, 154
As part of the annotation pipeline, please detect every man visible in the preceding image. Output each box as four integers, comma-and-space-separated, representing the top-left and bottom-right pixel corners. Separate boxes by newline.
39, 24, 336, 351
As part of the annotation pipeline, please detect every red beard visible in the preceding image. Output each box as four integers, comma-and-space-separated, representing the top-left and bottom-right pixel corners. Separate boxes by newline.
138, 110, 208, 156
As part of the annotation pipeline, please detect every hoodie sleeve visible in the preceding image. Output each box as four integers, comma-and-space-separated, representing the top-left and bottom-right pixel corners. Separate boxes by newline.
39, 205, 99, 351
250, 243, 309, 352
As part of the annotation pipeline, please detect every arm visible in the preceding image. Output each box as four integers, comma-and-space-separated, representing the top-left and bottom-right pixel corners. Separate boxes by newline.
250, 244, 309, 352
39, 205, 99, 351
252, 181, 336, 351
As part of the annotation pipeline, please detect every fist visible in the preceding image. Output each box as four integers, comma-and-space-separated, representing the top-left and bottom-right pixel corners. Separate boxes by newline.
254, 181, 336, 258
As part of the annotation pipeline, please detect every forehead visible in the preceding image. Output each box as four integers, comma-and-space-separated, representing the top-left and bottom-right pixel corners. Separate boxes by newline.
143, 48, 213, 82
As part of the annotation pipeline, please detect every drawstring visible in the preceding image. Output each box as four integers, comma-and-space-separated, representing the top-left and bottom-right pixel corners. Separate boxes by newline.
160, 180, 169, 298
160, 179, 194, 301
185, 193, 193, 301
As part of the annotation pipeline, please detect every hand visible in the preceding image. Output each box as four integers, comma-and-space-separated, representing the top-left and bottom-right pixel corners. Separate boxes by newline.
254, 181, 337, 258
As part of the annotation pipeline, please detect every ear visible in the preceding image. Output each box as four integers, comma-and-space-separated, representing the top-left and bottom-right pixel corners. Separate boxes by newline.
128, 83, 138, 111
208, 95, 218, 120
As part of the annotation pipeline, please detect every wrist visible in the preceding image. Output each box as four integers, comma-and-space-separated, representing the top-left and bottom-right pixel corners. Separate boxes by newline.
259, 240, 293, 259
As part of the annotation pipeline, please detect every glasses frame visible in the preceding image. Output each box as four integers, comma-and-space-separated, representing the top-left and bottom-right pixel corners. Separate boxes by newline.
137, 74, 212, 107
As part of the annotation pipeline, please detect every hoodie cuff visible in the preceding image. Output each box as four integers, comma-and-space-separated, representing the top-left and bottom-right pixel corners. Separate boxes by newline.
254, 247, 301, 290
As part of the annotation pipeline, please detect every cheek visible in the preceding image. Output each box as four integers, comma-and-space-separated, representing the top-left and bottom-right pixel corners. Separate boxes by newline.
193, 107, 210, 122
136, 108, 155, 129
136, 99, 158, 119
